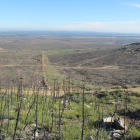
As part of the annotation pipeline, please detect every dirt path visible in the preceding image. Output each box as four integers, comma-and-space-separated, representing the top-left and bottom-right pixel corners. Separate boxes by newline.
0, 65, 42, 67
78, 53, 112, 67
123, 87, 140, 92
0, 88, 65, 96
0, 47, 3, 50
54, 65, 120, 70
109, 87, 140, 93
42, 51, 48, 67
42, 51, 48, 87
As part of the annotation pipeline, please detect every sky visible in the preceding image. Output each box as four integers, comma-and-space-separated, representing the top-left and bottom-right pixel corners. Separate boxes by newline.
0, 0, 140, 33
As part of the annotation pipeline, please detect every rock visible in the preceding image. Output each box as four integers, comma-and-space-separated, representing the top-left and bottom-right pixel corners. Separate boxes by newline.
111, 130, 123, 139
33, 131, 38, 137
84, 104, 91, 108
85, 136, 94, 140
61, 100, 69, 106
114, 117, 127, 130
35, 131, 38, 137
111, 132, 121, 138
49, 109, 54, 113
31, 124, 36, 127
111, 102, 116, 105
66, 100, 68, 103
101, 117, 114, 128
65, 103, 69, 106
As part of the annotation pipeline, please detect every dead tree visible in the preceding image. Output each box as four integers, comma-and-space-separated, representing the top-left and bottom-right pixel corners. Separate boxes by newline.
81, 83, 85, 140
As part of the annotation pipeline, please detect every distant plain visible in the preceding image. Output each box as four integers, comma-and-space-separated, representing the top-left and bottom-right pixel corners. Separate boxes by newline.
0, 33, 140, 88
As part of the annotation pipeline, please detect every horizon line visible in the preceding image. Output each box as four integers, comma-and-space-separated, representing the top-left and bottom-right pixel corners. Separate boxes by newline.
1, 30, 140, 34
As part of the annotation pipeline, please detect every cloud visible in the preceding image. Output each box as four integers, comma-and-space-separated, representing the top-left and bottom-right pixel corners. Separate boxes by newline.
51, 21, 140, 33
123, 3, 140, 8
129, 3, 140, 8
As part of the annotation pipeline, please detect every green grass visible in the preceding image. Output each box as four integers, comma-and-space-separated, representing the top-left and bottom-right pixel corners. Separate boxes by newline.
0, 87, 140, 139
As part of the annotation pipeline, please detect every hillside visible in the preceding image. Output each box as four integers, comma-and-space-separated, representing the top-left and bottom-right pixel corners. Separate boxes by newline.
48, 43, 140, 68
83, 43, 140, 67
48, 43, 140, 87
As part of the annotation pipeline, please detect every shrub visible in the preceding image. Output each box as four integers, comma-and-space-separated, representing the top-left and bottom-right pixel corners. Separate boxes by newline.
129, 127, 140, 139
115, 85, 122, 89
84, 108, 92, 117
127, 96, 135, 103
103, 91, 109, 97
101, 97, 106, 104
61, 123, 81, 140
115, 89, 123, 93
132, 84, 139, 88
132, 92, 140, 97
86, 113, 98, 129
86, 96, 93, 103
63, 110, 77, 120
110, 91, 116, 96
123, 85, 131, 89
43, 123, 52, 132
61, 119, 69, 125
